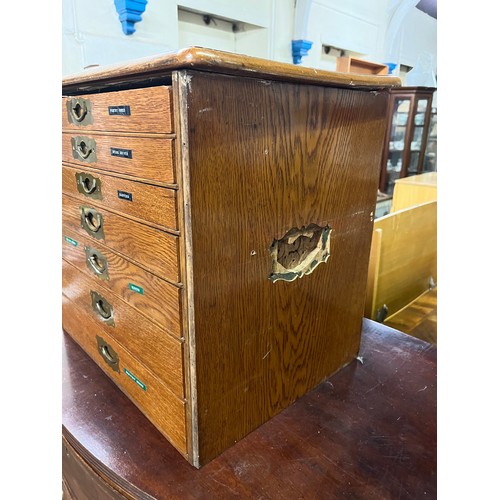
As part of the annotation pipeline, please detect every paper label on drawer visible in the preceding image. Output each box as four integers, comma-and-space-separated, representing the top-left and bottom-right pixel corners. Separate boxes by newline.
128, 283, 144, 295
124, 368, 147, 391
110, 147, 133, 159
108, 105, 131, 116
64, 236, 78, 247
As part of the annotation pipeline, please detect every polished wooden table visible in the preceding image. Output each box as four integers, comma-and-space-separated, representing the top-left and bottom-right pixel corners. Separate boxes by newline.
62, 319, 437, 499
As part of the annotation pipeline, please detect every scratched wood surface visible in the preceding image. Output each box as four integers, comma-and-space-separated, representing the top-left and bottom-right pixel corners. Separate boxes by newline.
62, 318, 436, 499
62, 47, 400, 95
182, 70, 390, 464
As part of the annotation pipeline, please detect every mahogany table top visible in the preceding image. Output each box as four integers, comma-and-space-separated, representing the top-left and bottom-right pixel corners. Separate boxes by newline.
62, 319, 436, 499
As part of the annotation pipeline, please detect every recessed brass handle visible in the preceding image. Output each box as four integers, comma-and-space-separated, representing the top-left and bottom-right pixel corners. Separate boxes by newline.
71, 100, 87, 122
81, 206, 105, 240
76, 172, 102, 199
91, 290, 115, 326
85, 246, 109, 280
71, 136, 97, 163
76, 140, 92, 159
96, 335, 119, 372
83, 208, 101, 231
66, 98, 93, 125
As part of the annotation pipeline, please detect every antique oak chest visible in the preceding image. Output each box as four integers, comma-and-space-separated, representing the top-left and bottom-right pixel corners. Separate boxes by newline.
62, 47, 400, 467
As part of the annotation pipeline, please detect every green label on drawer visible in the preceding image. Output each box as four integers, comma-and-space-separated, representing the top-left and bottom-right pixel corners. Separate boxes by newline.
128, 283, 144, 295
124, 368, 146, 391
64, 236, 78, 247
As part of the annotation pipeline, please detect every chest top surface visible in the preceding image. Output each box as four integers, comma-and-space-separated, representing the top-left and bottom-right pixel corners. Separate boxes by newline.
62, 46, 401, 94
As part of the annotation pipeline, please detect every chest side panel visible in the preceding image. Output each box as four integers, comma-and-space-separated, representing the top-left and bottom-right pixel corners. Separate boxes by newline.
180, 71, 389, 464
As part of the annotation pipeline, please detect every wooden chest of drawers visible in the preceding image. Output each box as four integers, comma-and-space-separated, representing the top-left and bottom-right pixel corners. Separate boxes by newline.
62, 47, 400, 467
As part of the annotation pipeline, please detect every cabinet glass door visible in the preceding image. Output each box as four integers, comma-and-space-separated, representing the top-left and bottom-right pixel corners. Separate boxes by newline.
384, 98, 410, 195
423, 108, 437, 172
408, 98, 429, 176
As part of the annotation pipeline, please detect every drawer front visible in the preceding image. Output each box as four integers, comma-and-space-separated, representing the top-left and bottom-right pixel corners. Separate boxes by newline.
62, 194, 179, 283
62, 228, 181, 336
62, 293, 187, 455
62, 133, 175, 185
62, 259, 184, 396
62, 86, 174, 134
62, 165, 178, 230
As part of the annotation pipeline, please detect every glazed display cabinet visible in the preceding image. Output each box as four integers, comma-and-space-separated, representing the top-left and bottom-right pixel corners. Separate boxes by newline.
379, 86, 436, 195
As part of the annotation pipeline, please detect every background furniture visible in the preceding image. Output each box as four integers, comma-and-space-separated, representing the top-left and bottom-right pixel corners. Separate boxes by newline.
336, 56, 388, 75
62, 318, 437, 499
365, 200, 437, 323
379, 87, 436, 195
391, 171, 437, 213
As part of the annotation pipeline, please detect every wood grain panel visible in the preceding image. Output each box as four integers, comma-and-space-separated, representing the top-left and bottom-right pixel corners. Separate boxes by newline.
62, 85, 173, 134
62, 259, 184, 396
62, 164, 178, 230
62, 194, 179, 282
62, 227, 181, 336
62, 293, 187, 455
182, 71, 390, 464
62, 133, 175, 185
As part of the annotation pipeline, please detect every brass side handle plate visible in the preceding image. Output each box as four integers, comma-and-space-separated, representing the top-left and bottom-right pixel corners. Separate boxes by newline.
269, 224, 332, 283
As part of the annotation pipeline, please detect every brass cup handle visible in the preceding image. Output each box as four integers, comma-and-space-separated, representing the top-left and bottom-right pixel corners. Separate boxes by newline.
76, 139, 93, 160
96, 298, 112, 319
91, 291, 114, 326
70, 100, 88, 122
83, 208, 102, 233
88, 252, 107, 275
81, 175, 97, 194
96, 335, 119, 372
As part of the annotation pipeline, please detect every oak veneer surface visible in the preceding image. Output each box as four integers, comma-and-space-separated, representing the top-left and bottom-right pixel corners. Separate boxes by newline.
62, 48, 401, 468
62, 228, 181, 335
183, 70, 390, 462
62, 47, 401, 93
62, 194, 180, 282
62, 319, 436, 499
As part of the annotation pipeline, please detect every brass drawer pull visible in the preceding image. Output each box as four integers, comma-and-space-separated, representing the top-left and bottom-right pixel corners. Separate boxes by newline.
80, 206, 105, 240
96, 335, 119, 372
91, 290, 115, 326
85, 246, 109, 280
66, 97, 93, 125
76, 172, 102, 199
71, 136, 97, 162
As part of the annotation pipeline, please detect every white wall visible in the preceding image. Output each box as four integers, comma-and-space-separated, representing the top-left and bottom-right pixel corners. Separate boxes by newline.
62, 0, 436, 91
